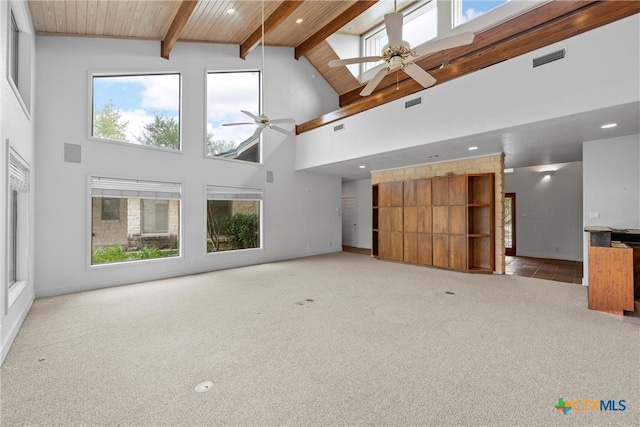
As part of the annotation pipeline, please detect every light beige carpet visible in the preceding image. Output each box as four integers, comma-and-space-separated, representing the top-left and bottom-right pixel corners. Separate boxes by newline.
1, 252, 639, 426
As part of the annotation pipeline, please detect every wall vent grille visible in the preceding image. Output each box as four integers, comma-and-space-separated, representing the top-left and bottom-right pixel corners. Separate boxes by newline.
533, 49, 566, 68
405, 97, 422, 108
333, 123, 344, 132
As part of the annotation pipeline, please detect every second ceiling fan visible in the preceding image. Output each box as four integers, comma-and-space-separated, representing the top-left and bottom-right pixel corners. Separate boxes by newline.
223, 0, 295, 139
329, 4, 475, 96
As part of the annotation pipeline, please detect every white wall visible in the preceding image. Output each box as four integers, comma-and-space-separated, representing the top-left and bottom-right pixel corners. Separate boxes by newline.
504, 162, 583, 261
1, 0, 36, 362
582, 134, 640, 286
296, 15, 640, 170
34, 36, 341, 297
341, 178, 372, 249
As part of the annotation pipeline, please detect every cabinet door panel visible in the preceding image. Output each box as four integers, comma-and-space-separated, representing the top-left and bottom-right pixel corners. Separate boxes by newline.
389, 207, 403, 232
379, 182, 403, 206
404, 181, 417, 207
416, 179, 432, 206
448, 174, 467, 205
432, 177, 448, 206
449, 205, 466, 235
433, 234, 449, 268
449, 234, 467, 271
404, 207, 418, 233
389, 231, 404, 261
379, 207, 391, 231
417, 233, 433, 266
379, 231, 391, 259
404, 232, 418, 263
432, 206, 448, 234
417, 206, 432, 233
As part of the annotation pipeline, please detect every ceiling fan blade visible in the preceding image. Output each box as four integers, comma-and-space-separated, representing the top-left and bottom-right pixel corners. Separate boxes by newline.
241, 110, 258, 120
329, 56, 381, 67
385, 13, 404, 47
413, 31, 475, 59
360, 68, 388, 96
222, 122, 254, 126
269, 118, 296, 124
251, 126, 263, 140
271, 125, 294, 136
403, 63, 437, 88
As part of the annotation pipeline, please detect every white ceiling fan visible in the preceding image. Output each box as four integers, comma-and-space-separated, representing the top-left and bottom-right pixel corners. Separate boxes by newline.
223, 0, 295, 138
329, 2, 475, 96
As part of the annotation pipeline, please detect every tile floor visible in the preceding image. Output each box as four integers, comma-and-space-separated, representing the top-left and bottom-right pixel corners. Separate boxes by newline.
505, 256, 583, 284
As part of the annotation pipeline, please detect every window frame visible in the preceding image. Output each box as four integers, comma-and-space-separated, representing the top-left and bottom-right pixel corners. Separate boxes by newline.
205, 70, 262, 164
88, 175, 183, 268
89, 71, 183, 153
5, 144, 30, 310
6, 1, 32, 116
205, 185, 263, 254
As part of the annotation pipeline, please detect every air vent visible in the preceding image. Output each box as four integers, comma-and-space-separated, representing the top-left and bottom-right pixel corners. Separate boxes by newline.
333, 123, 344, 132
405, 97, 422, 109
533, 49, 566, 68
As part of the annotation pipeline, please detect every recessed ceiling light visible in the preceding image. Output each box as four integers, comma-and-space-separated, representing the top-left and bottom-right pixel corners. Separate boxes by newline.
426, 154, 439, 159
296, 18, 304, 24
468, 146, 478, 151
601, 123, 617, 129
227, 8, 235, 14
359, 165, 366, 169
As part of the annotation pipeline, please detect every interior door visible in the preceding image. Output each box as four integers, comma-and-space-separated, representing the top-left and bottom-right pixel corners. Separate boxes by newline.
342, 197, 357, 247
504, 193, 516, 256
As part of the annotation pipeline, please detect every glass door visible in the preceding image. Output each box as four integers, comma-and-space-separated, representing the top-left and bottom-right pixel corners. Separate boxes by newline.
504, 193, 516, 256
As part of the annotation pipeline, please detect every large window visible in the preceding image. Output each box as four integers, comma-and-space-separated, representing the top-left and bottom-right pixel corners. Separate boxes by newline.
363, 0, 438, 73
206, 71, 261, 163
91, 177, 181, 265
92, 74, 181, 151
206, 186, 262, 252
6, 147, 29, 295
7, 4, 32, 113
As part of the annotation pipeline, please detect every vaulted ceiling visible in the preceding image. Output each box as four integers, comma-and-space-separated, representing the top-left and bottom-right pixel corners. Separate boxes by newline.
28, 0, 640, 135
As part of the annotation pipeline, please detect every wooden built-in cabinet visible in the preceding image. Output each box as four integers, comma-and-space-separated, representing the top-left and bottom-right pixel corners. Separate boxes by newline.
372, 173, 495, 274
403, 179, 432, 266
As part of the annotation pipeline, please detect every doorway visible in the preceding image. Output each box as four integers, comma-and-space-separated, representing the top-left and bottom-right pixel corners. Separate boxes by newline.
341, 197, 357, 247
504, 193, 516, 256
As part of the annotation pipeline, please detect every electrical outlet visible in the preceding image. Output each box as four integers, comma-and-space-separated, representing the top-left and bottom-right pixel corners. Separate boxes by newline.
589, 212, 600, 219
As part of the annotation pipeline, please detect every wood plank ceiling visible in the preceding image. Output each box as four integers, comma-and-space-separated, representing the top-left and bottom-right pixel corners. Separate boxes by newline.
27, 1, 640, 134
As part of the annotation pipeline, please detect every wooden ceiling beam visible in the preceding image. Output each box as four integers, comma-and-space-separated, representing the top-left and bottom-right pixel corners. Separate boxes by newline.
161, 0, 198, 60
296, 0, 640, 134
240, 1, 304, 60
295, 0, 378, 60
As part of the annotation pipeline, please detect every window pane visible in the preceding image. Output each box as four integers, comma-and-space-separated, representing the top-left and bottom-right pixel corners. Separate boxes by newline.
8, 190, 18, 286
458, 0, 508, 25
92, 74, 181, 150
10, 12, 19, 86
91, 197, 179, 265
206, 71, 260, 163
207, 200, 260, 252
